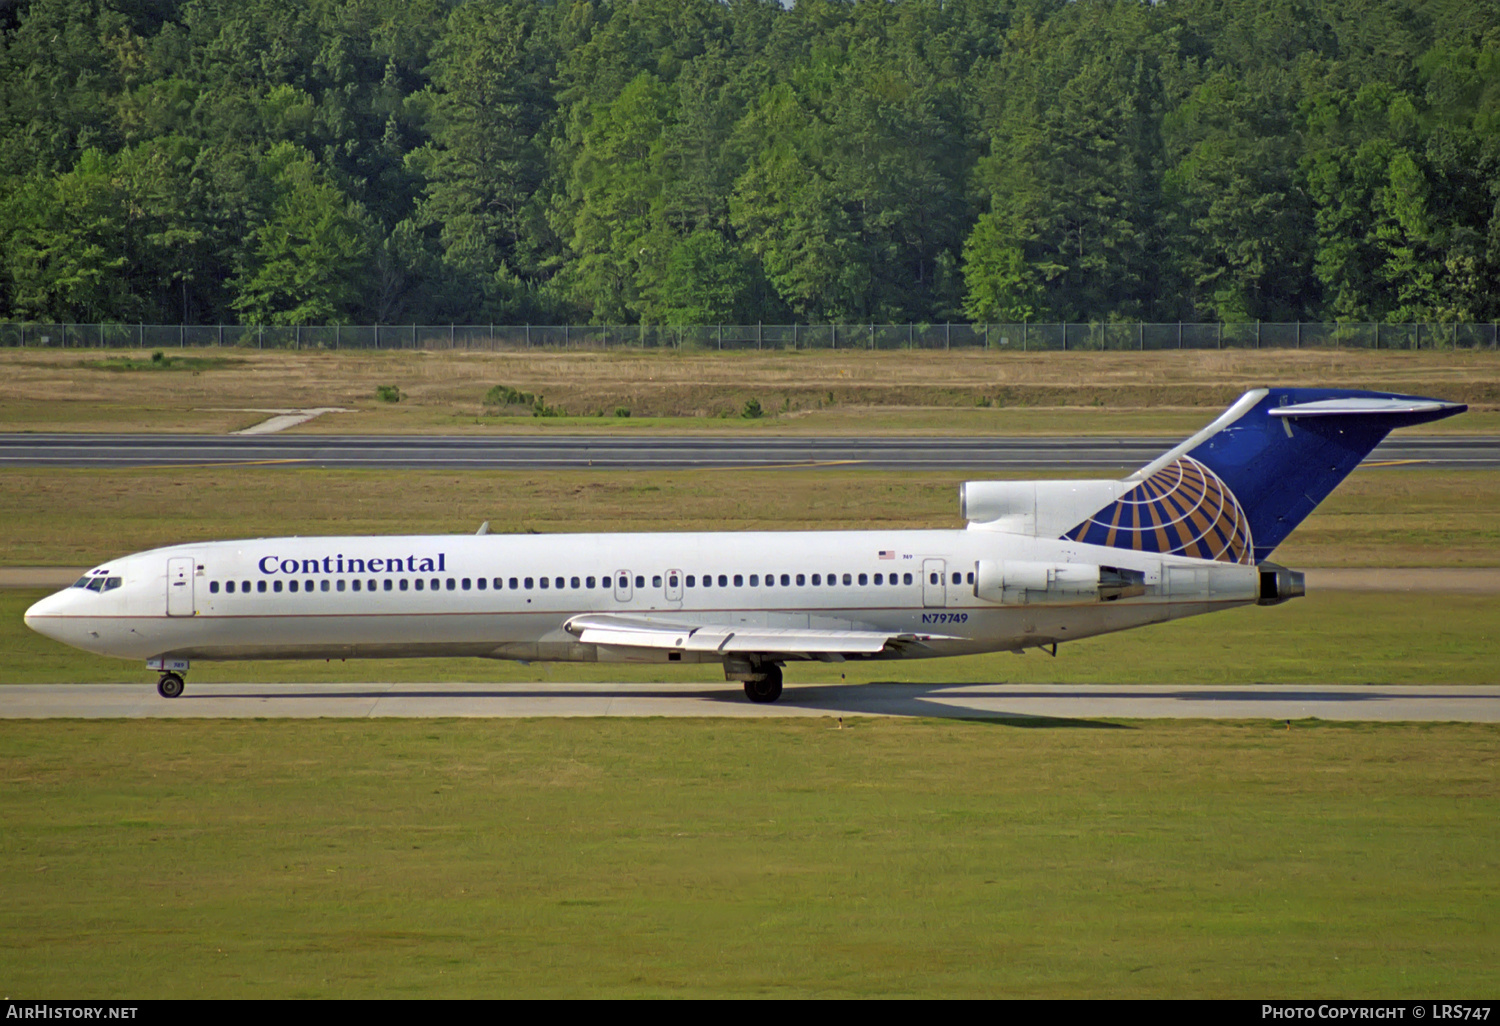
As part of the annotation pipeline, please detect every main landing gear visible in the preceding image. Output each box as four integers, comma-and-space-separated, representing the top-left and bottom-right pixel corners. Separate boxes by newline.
743, 663, 783, 704
157, 672, 185, 699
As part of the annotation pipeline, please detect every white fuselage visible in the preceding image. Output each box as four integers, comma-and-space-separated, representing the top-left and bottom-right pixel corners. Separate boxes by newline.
23, 527, 1261, 668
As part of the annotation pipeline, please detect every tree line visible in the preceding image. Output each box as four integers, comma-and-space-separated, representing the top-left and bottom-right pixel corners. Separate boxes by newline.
1, 0, 1496, 328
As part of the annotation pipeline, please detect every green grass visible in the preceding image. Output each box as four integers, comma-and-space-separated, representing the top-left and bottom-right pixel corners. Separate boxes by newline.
1, 466, 1496, 568
0, 717, 1494, 997
5, 589, 1496, 686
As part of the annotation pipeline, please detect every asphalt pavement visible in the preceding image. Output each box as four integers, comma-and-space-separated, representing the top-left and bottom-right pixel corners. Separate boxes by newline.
2, 433, 1497, 471
2, 681, 1497, 721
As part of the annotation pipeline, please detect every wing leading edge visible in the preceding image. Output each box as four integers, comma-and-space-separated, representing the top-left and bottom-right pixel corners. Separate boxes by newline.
563, 613, 954, 658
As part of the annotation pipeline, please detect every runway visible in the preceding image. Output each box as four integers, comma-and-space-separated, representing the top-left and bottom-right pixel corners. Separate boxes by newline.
3, 681, 1497, 721
2, 433, 1497, 471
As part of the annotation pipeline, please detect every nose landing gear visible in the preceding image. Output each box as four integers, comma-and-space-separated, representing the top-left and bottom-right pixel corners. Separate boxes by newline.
147, 658, 190, 699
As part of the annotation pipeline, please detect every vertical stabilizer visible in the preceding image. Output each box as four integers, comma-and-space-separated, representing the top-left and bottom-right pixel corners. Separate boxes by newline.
1062, 388, 1465, 563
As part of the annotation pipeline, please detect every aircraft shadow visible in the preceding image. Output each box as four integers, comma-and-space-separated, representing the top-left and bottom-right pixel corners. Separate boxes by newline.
190, 681, 1138, 728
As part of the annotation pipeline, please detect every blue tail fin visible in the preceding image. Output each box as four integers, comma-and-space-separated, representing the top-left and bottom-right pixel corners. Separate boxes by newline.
1063, 387, 1466, 564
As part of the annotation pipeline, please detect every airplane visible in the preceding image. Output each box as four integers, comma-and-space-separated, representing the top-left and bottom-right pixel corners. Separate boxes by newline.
23, 387, 1464, 703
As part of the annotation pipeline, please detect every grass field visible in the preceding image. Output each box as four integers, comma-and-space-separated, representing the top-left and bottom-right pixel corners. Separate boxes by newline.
1, 466, 1496, 569
3, 348, 1495, 998
1, 718, 1495, 997
2, 347, 1496, 434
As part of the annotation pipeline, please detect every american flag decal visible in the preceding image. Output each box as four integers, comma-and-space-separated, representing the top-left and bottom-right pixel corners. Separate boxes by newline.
878, 550, 895, 559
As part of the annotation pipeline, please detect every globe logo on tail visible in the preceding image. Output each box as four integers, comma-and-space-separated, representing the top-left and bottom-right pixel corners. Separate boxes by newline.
1062, 456, 1254, 564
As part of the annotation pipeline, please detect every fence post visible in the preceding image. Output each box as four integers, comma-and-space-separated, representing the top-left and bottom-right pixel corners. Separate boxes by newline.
1296, 322, 1301, 349
1139, 322, 1143, 350
869, 323, 874, 350
335, 323, 340, 349
1022, 319, 1027, 352
412, 323, 416, 349
1256, 320, 1261, 349
984, 322, 989, 349
1062, 322, 1067, 352
945, 322, 950, 351
259, 324, 263, 349
758, 321, 762, 350
1217, 321, 1223, 349
717, 324, 722, 350
180, 323, 185, 348
1176, 321, 1182, 349
793, 323, 798, 350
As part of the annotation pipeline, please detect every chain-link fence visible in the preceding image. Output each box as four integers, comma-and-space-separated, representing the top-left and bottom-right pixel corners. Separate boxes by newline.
2, 321, 1497, 350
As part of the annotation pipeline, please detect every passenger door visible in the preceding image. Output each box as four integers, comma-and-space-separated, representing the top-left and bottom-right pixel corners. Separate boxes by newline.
166, 557, 196, 616
614, 570, 633, 603
922, 558, 946, 608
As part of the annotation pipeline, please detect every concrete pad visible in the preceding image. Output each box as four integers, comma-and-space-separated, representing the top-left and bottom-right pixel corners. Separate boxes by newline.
2, 681, 1498, 721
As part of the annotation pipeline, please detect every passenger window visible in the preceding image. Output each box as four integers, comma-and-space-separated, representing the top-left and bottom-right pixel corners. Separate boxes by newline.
685, 575, 694, 588
780, 574, 790, 586
540, 577, 549, 589
668, 574, 678, 588
243, 581, 250, 593
415, 579, 424, 591
952, 572, 961, 585
811, 574, 820, 586
462, 578, 471, 590
829, 573, 839, 586
796, 574, 805, 586
873, 573, 882, 585
273, 580, 283, 593
586, 576, 596, 588
289, 580, 299, 593
210, 581, 220, 594
653, 575, 662, 588
635, 575, 644, 589
733, 574, 743, 587
858, 573, 868, 585
257, 580, 266, 593
967, 571, 975, 584
718, 575, 728, 587
525, 578, 534, 589
432, 578, 440, 590
571, 577, 580, 589
510, 578, 519, 590
321, 580, 330, 592
903, 573, 912, 585
352, 580, 361, 592
305, 580, 313, 592
929, 573, 938, 585
336, 580, 346, 592
400, 579, 409, 591
554, 577, 564, 590
843, 573, 852, 585
384, 579, 393, 591
748, 574, 758, 587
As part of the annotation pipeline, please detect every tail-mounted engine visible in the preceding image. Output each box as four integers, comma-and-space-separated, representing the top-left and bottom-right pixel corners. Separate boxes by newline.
973, 560, 1146, 605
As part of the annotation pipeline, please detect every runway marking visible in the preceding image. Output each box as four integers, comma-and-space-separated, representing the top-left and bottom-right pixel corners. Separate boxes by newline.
131, 458, 311, 469
707, 459, 867, 470
1359, 459, 1428, 468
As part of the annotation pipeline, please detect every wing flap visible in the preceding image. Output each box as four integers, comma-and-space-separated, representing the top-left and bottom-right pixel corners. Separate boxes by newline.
565, 613, 949, 656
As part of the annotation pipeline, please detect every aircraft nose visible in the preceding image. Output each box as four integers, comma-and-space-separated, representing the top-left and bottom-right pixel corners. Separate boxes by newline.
23, 590, 70, 641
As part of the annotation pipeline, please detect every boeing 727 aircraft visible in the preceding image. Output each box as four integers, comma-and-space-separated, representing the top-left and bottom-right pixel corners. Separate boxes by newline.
24, 387, 1464, 702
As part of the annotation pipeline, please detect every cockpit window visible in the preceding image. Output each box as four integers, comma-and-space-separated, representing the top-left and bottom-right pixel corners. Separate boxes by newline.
72, 577, 91, 588
85, 577, 107, 592
104, 577, 121, 591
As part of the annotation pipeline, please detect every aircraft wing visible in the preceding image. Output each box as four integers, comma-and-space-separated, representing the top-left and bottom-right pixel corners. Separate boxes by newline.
563, 613, 954, 657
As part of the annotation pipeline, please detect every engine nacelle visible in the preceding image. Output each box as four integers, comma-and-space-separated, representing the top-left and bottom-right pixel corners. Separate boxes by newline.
973, 560, 1146, 605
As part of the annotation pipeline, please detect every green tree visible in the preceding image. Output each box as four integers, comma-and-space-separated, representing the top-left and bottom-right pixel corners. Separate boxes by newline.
230, 144, 373, 325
